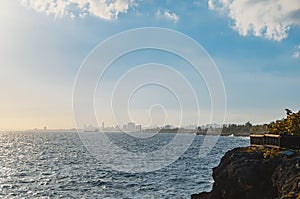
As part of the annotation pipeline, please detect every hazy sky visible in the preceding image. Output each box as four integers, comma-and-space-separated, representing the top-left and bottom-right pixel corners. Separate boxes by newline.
1, 0, 300, 130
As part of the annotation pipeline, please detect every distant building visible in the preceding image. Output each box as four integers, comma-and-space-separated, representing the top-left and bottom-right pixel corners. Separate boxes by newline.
44, 126, 47, 130
184, 124, 197, 130
136, 125, 142, 132
127, 122, 136, 132
122, 122, 142, 132
123, 124, 128, 131
84, 124, 98, 132
164, 125, 171, 129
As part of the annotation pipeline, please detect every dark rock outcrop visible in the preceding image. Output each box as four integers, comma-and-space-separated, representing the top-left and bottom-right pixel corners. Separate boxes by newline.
192, 146, 300, 199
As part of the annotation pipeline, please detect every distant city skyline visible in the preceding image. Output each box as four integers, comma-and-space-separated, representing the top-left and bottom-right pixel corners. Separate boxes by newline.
0, 1, 300, 130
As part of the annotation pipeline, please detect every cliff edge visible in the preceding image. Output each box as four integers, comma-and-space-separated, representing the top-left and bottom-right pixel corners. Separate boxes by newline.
192, 146, 300, 199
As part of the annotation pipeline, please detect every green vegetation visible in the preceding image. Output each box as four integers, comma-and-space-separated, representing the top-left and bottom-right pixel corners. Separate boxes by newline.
196, 122, 267, 136
268, 109, 300, 135
263, 147, 282, 159
196, 109, 300, 136
242, 146, 283, 159
243, 146, 264, 153
221, 122, 267, 136
282, 192, 300, 199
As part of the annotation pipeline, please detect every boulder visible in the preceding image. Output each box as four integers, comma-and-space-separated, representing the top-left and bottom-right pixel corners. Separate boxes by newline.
192, 146, 300, 199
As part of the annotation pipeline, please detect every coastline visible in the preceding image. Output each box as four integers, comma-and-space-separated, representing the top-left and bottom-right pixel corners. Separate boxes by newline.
192, 146, 300, 199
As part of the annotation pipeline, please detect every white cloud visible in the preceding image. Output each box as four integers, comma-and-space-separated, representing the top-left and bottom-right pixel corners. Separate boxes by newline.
207, 0, 215, 10
292, 44, 300, 58
208, 0, 300, 41
292, 51, 299, 59
20, 0, 135, 20
156, 9, 179, 24
193, 1, 202, 7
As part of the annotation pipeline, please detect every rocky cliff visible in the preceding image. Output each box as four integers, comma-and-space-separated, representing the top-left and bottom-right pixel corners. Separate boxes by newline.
192, 146, 300, 199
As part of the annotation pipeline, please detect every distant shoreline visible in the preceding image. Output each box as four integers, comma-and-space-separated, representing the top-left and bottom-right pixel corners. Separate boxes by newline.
0, 129, 255, 137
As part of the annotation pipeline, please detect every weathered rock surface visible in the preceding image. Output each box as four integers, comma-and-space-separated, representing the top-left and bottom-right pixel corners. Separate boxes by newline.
192, 147, 300, 199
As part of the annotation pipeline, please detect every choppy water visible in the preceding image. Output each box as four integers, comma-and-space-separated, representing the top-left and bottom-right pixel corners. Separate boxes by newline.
0, 131, 249, 198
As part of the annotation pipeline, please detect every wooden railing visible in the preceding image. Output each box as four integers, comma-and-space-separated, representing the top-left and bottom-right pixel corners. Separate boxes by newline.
250, 134, 300, 149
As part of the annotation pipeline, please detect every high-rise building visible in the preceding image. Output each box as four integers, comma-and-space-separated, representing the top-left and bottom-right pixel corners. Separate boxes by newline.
123, 124, 128, 131
127, 122, 136, 132
136, 125, 142, 132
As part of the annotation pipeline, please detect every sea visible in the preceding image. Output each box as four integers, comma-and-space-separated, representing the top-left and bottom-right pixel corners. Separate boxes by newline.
0, 131, 249, 198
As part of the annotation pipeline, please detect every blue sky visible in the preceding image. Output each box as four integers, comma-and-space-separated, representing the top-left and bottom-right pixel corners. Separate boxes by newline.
1, 0, 300, 130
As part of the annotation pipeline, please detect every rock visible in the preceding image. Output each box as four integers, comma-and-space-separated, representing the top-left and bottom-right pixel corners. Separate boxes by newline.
191, 192, 210, 199
273, 157, 300, 198
192, 146, 300, 199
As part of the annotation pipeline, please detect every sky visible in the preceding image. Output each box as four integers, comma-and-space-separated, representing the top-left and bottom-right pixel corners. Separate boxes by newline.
0, 0, 300, 130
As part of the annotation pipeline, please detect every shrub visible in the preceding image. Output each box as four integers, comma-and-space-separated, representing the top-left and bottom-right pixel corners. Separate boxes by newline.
268, 109, 300, 135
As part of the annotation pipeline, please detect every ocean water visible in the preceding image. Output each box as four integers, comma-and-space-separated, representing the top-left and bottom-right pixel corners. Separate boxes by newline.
0, 131, 249, 198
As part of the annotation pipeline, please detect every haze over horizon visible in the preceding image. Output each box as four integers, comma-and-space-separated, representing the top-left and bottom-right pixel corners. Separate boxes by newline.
1, 0, 300, 130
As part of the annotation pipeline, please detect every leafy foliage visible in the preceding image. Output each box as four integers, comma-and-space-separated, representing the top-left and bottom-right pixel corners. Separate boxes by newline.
263, 148, 282, 159
221, 122, 267, 136
268, 109, 300, 135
